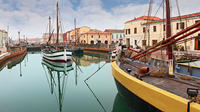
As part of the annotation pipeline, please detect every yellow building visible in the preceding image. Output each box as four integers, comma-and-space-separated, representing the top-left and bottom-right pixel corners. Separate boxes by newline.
79, 29, 112, 45
124, 12, 200, 50
65, 26, 90, 44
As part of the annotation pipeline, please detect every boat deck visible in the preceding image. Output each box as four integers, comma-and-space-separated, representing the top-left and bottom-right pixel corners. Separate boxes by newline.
119, 60, 200, 99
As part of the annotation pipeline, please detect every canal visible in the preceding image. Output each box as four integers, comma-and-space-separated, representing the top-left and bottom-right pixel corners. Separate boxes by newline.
0, 51, 133, 112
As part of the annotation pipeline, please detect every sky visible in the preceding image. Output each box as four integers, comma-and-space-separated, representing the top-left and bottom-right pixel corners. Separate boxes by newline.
0, 0, 199, 39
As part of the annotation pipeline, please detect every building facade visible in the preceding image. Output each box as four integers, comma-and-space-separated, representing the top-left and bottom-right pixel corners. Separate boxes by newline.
42, 33, 64, 44
104, 29, 125, 44
0, 30, 8, 53
79, 29, 112, 45
27, 38, 43, 45
64, 26, 90, 44
124, 12, 200, 50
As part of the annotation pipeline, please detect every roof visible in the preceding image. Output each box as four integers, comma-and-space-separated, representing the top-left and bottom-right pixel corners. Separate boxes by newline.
85, 29, 110, 34
0, 30, 7, 33
104, 29, 124, 33
144, 12, 200, 24
125, 16, 161, 24
27, 38, 42, 41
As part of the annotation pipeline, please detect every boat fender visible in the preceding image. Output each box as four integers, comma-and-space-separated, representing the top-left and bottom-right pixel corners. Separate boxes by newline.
139, 67, 149, 74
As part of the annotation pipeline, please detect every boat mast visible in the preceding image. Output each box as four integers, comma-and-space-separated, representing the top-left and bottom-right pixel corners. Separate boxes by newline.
165, 0, 174, 76
74, 18, 76, 46
56, 2, 59, 50
47, 16, 51, 46
49, 16, 51, 39
166, 0, 172, 59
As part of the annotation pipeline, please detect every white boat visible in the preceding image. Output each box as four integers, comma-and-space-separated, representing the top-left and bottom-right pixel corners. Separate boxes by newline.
42, 49, 72, 63
42, 3, 72, 63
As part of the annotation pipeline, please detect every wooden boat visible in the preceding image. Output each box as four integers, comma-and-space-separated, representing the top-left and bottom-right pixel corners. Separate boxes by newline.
0, 47, 26, 65
42, 49, 72, 63
112, 61, 200, 112
111, 0, 200, 112
7, 51, 26, 69
42, 3, 72, 63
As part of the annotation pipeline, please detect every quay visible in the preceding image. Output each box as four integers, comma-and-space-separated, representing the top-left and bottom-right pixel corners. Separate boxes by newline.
27, 45, 113, 53
27, 46, 41, 51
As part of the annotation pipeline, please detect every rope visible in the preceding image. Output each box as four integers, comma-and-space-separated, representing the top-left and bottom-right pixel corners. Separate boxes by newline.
153, 0, 164, 17
176, 0, 182, 23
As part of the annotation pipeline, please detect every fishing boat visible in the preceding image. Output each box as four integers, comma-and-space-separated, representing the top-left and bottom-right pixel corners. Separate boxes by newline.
42, 3, 72, 63
111, 0, 200, 112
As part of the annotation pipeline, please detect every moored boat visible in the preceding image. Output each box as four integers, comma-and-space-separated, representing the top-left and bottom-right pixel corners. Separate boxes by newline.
111, 61, 200, 112
111, 0, 200, 111
42, 49, 72, 63
42, 3, 72, 63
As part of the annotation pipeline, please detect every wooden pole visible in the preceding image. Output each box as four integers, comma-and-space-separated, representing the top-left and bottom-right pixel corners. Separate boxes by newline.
74, 18, 76, 46
165, 0, 174, 76
166, 0, 172, 59
18, 31, 20, 45
56, 2, 59, 50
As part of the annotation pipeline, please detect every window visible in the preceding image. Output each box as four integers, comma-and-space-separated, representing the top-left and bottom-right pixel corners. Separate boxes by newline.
195, 20, 200, 24
98, 35, 100, 38
134, 28, 137, 34
125, 29, 127, 35
176, 23, 179, 30
105, 40, 108, 44
135, 40, 137, 45
128, 29, 131, 34
97, 40, 101, 44
152, 40, 157, 46
153, 26, 156, 32
163, 25, 166, 31
91, 35, 93, 38
180, 22, 185, 29
142, 40, 146, 46
143, 27, 146, 33
91, 40, 94, 44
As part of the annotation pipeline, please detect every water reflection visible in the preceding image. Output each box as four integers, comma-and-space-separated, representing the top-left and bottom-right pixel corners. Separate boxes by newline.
75, 51, 110, 66
84, 62, 107, 112
0, 52, 120, 112
112, 93, 133, 112
42, 59, 73, 112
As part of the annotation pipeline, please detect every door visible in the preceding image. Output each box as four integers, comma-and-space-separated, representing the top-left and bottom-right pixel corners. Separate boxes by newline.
126, 38, 130, 47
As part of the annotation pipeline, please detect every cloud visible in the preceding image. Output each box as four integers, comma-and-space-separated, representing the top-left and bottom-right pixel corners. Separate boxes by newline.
0, 0, 199, 39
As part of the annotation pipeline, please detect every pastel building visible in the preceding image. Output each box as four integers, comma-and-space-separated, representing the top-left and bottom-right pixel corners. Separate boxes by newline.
27, 38, 43, 45
124, 12, 200, 50
79, 29, 112, 45
104, 29, 125, 44
0, 30, 8, 53
42, 33, 64, 44
64, 26, 90, 44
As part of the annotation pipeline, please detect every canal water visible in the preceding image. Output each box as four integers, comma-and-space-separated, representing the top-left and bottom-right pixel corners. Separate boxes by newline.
0, 51, 133, 112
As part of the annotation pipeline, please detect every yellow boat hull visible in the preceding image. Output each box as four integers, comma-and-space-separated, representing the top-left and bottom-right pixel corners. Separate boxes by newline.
111, 61, 200, 112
